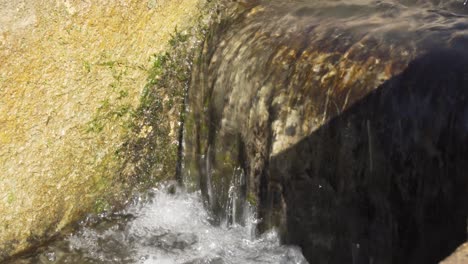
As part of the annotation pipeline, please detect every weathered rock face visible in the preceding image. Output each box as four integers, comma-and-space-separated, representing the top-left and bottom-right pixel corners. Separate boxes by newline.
270, 49, 468, 263
185, 0, 468, 262
0, 0, 205, 259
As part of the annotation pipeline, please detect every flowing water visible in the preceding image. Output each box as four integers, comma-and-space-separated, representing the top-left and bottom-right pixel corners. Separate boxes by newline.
14, 183, 307, 264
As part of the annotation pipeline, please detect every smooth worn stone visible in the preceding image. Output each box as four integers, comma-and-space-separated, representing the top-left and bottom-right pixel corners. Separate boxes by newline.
185, 0, 468, 263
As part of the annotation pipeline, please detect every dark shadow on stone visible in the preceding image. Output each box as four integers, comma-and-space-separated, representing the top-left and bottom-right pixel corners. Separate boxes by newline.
267, 49, 468, 264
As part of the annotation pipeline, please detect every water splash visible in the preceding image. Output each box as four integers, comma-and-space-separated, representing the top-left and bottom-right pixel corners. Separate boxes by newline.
18, 184, 307, 264
226, 167, 247, 227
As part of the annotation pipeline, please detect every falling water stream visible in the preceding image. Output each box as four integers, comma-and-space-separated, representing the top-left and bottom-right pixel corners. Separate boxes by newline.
13, 183, 307, 264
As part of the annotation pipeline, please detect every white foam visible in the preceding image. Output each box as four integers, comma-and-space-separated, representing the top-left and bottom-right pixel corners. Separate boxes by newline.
66, 185, 308, 264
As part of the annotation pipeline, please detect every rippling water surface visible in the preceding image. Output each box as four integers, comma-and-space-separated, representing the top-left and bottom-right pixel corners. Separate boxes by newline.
17, 184, 307, 264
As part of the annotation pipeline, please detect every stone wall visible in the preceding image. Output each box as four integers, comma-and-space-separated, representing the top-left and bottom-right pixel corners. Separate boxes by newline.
0, 0, 202, 259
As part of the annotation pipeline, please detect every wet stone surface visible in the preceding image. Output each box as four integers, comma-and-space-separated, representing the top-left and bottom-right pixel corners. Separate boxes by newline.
185, 0, 468, 263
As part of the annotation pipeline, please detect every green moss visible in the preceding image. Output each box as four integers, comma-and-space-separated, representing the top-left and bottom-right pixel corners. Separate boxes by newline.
6, 193, 15, 204
86, 119, 104, 133
85, 95, 134, 134
97, 60, 117, 69
246, 192, 257, 207
115, 23, 203, 191
118, 89, 129, 99
82, 0, 230, 215
83, 60, 91, 73
94, 198, 110, 214
169, 28, 189, 47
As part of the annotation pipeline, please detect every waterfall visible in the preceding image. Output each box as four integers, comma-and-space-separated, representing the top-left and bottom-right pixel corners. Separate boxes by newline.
182, 0, 468, 263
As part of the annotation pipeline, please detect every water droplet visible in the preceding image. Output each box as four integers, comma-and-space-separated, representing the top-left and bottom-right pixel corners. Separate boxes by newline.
45, 251, 56, 261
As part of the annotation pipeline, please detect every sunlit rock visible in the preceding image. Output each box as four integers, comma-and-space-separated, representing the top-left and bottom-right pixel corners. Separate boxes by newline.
0, 0, 203, 259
